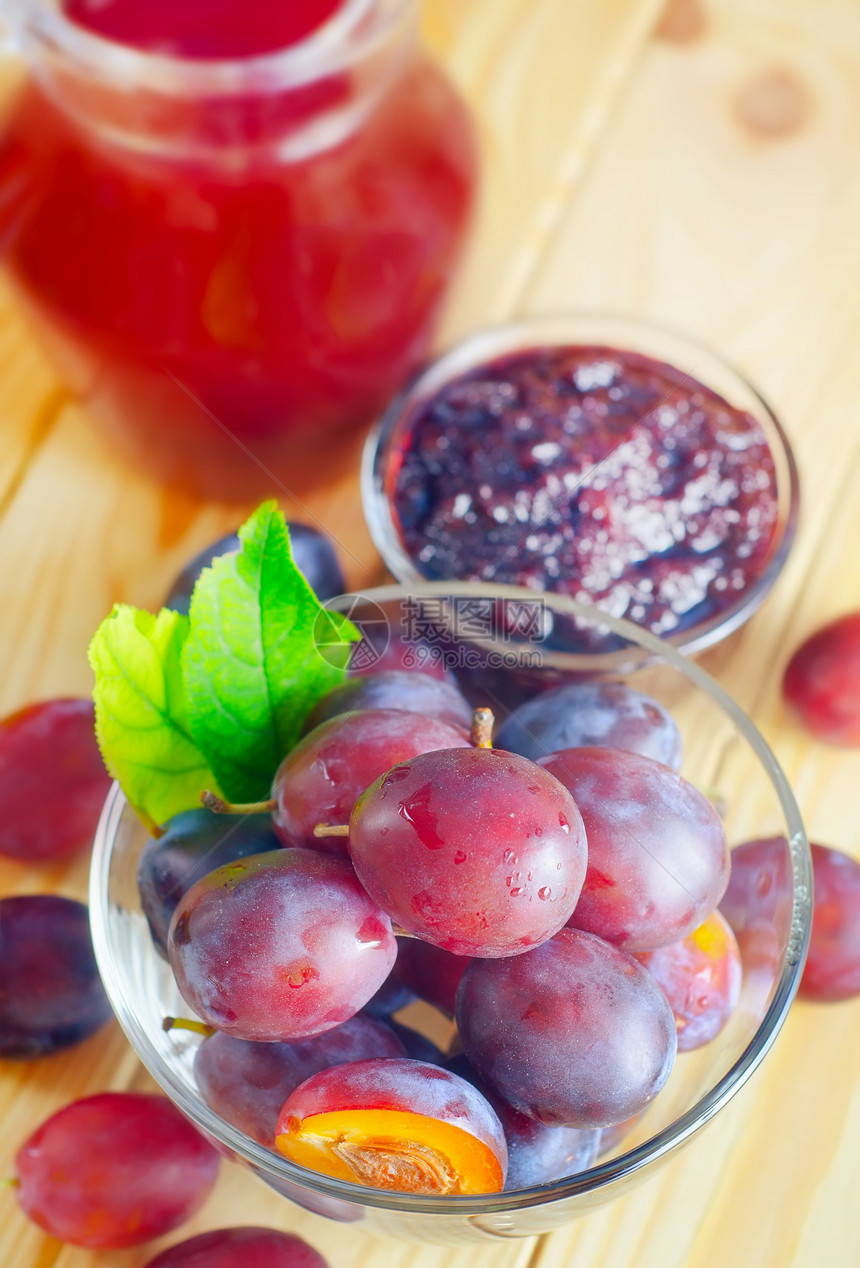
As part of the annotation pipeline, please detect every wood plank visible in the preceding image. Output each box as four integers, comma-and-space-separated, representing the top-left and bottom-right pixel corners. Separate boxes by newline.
0, 273, 68, 508
421, 0, 668, 340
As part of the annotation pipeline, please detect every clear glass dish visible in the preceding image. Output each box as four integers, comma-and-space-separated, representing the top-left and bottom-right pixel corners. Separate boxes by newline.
362, 315, 800, 658
89, 583, 810, 1245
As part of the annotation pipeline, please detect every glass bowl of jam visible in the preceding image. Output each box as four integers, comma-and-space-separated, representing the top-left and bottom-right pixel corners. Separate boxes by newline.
363, 315, 800, 657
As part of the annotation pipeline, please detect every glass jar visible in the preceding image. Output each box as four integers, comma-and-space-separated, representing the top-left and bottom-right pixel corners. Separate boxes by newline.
0, 0, 477, 497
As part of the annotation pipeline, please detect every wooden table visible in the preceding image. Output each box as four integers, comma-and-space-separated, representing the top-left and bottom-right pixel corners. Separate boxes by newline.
3, 0, 860, 1263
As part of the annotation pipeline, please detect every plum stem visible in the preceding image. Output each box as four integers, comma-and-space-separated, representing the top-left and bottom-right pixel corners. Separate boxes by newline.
313, 823, 350, 838
162, 1016, 216, 1037
470, 708, 494, 748
202, 790, 277, 815
133, 803, 164, 838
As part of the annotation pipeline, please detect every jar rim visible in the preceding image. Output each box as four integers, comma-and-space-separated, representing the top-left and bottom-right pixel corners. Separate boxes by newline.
14, 0, 411, 94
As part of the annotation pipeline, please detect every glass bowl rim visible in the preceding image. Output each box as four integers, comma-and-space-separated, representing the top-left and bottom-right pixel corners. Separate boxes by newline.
361, 311, 801, 660
89, 580, 811, 1218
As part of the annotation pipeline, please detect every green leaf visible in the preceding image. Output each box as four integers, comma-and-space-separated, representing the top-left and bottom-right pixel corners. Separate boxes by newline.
181, 501, 358, 803
88, 605, 223, 828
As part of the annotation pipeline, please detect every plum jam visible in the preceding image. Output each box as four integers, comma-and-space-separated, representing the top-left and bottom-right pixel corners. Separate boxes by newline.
62, 0, 344, 59
0, 0, 476, 497
386, 343, 784, 648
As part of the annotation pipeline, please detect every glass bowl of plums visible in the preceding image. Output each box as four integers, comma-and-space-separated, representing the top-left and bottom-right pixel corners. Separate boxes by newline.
89, 504, 811, 1244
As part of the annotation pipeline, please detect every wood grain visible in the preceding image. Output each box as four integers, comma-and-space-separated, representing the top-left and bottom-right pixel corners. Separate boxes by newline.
420, 0, 668, 340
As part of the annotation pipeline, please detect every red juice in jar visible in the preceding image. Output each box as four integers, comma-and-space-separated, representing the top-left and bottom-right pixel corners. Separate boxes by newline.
62, 0, 346, 58
0, 0, 477, 497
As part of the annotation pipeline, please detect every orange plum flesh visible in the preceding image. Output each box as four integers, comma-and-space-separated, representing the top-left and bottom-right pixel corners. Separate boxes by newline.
276, 1059, 507, 1196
